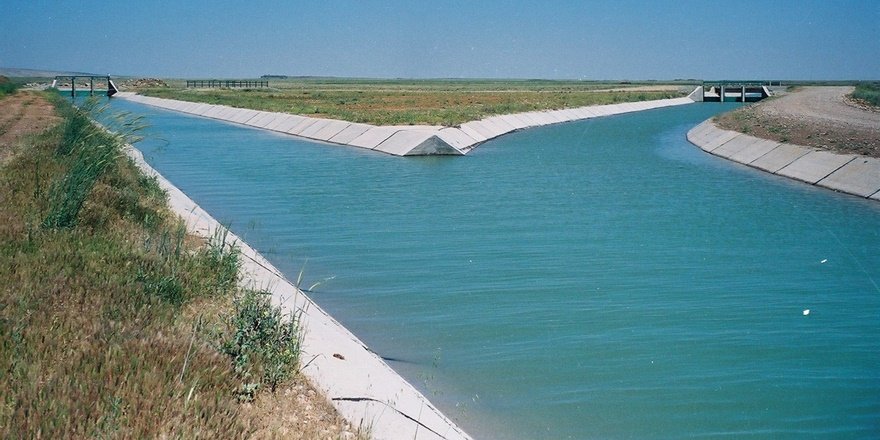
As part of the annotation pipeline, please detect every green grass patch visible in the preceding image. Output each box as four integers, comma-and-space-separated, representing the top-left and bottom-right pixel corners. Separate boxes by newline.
851, 82, 880, 107
0, 93, 307, 437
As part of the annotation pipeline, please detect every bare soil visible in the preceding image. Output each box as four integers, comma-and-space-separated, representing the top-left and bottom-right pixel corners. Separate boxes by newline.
715, 86, 880, 158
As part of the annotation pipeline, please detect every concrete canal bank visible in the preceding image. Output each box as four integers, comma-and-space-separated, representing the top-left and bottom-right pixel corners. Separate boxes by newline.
115, 89, 700, 156
124, 145, 472, 440
687, 120, 880, 201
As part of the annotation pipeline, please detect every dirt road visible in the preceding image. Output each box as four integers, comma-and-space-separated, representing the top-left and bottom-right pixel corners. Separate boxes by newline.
0, 91, 59, 163
760, 86, 879, 129
716, 86, 879, 157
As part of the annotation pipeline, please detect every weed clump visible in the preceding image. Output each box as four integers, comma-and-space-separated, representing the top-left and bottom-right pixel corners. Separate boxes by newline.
221, 289, 302, 399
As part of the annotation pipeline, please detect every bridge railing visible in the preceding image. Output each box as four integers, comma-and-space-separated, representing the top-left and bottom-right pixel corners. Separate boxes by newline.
185, 80, 269, 89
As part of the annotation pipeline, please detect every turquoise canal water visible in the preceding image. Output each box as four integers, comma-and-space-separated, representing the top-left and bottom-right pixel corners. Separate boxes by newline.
107, 98, 880, 439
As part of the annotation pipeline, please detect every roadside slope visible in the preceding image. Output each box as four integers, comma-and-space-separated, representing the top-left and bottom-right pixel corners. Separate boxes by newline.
0, 92, 371, 439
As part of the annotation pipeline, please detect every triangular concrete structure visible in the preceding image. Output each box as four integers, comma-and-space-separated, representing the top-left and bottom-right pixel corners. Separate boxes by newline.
405, 135, 464, 156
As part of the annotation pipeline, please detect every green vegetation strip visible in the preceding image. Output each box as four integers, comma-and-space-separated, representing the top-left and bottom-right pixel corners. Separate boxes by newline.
851, 82, 880, 107
0, 94, 303, 437
139, 79, 689, 126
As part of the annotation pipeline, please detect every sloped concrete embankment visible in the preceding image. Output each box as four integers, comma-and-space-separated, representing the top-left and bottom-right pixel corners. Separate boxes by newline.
116, 91, 697, 156
125, 145, 473, 440
687, 120, 880, 201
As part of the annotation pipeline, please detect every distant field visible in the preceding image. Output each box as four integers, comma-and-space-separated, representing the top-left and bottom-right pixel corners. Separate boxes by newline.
137, 78, 693, 126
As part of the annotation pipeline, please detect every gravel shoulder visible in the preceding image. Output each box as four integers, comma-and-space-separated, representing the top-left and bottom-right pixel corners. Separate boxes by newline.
715, 86, 880, 157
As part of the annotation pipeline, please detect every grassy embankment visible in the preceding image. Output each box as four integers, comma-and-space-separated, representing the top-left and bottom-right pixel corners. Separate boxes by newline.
138, 78, 691, 126
0, 92, 366, 438
851, 82, 880, 107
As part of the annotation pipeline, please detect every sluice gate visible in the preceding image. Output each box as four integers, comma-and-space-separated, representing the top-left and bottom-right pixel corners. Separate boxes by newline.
52, 75, 119, 97
695, 82, 772, 103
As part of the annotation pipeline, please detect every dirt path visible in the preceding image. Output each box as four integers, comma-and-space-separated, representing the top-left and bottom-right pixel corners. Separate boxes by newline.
0, 91, 59, 164
715, 86, 880, 157
760, 86, 879, 129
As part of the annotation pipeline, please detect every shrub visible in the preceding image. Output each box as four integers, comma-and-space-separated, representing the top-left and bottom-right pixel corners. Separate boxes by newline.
0, 75, 18, 97
221, 289, 302, 398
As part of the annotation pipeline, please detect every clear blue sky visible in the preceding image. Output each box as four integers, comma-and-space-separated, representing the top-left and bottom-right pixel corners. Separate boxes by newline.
2, 0, 878, 80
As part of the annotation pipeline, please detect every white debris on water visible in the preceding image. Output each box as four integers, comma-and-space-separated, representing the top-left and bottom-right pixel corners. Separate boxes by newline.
820, 259, 828, 264
803, 309, 811, 316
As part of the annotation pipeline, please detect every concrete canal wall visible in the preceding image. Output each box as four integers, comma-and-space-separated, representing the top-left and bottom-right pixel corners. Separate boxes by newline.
124, 146, 473, 440
115, 91, 698, 156
688, 120, 880, 201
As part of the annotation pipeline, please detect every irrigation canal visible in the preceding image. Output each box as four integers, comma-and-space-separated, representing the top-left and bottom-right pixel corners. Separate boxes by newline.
105, 97, 880, 439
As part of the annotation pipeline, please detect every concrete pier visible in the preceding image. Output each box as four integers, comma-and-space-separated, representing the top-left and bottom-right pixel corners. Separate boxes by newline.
115, 88, 700, 157
687, 120, 880, 201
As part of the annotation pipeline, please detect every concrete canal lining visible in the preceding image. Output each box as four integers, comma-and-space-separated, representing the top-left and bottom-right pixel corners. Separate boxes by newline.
749, 143, 811, 173
818, 157, 880, 198
687, 120, 880, 201
727, 137, 782, 164
115, 90, 699, 156
776, 150, 856, 184
329, 123, 372, 144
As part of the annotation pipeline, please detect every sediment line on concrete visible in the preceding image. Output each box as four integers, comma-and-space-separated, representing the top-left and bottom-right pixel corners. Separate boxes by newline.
115, 90, 698, 157
687, 120, 880, 201
124, 145, 473, 440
